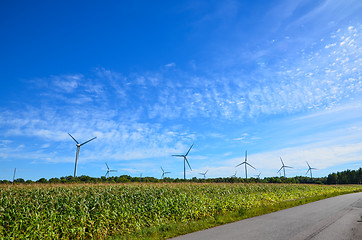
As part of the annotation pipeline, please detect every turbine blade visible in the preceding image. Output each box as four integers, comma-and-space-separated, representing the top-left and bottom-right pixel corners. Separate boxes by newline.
161, 167, 164, 172
205, 170, 208, 174
277, 167, 283, 173
280, 157, 284, 166
306, 169, 310, 175
110, 170, 117, 172
105, 163, 109, 170
285, 166, 293, 169
185, 157, 192, 170
80, 136, 97, 146
185, 143, 194, 156
245, 150, 247, 161
172, 155, 184, 157
68, 133, 79, 144
235, 162, 243, 167
246, 162, 256, 169
306, 161, 311, 168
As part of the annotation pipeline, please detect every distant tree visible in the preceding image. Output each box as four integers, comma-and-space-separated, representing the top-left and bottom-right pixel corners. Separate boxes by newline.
14, 178, 25, 183
36, 178, 48, 183
327, 173, 338, 184
49, 177, 61, 183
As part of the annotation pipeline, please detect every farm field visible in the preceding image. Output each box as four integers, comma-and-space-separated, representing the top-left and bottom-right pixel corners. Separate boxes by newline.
1, 183, 361, 239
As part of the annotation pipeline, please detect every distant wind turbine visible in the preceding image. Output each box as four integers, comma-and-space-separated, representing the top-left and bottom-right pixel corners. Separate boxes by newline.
255, 172, 261, 178
105, 163, 117, 178
68, 133, 97, 177
161, 167, 171, 179
306, 161, 317, 178
235, 150, 256, 179
277, 157, 293, 177
172, 143, 193, 180
199, 170, 208, 179
231, 171, 237, 178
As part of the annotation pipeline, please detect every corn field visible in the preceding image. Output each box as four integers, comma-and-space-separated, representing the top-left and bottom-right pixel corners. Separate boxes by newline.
1, 183, 361, 239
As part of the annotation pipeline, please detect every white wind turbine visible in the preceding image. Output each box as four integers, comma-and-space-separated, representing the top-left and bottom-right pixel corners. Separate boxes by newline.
172, 143, 193, 180
306, 161, 317, 178
105, 163, 117, 178
161, 167, 171, 179
235, 150, 256, 179
277, 157, 293, 177
68, 133, 97, 177
199, 170, 208, 179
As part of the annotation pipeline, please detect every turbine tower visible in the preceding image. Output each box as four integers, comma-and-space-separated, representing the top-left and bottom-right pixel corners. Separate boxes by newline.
172, 143, 193, 180
277, 157, 293, 177
161, 167, 171, 179
199, 170, 208, 179
306, 161, 317, 178
235, 150, 256, 179
105, 163, 117, 178
68, 133, 97, 177
13, 168, 16, 184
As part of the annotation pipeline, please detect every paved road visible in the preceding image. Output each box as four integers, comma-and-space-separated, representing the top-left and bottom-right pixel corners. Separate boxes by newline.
171, 192, 362, 240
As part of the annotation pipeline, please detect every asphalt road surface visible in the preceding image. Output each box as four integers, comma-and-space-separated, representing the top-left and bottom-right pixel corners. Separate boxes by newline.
171, 192, 362, 240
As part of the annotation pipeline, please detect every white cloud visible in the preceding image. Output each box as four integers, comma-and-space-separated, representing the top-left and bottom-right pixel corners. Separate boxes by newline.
165, 62, 176, 68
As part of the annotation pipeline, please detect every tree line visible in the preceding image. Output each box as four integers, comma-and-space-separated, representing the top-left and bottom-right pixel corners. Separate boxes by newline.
2, 168, 361, 185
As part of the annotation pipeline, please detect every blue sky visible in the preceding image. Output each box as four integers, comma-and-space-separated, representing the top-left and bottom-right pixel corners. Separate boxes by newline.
0, 0, 361, 180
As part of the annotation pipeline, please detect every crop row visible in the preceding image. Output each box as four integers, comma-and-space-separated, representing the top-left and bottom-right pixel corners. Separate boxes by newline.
1, 183, 361, 239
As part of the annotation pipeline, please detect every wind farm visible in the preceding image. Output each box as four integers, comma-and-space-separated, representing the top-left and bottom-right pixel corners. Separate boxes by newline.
2, 135, 362, 240
1, 1, 362, 239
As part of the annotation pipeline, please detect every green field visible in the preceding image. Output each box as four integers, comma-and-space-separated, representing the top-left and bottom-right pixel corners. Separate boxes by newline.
1, 183, 361, 239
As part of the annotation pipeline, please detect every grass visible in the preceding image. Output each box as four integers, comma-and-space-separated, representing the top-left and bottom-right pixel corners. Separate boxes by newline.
1, 183, 361, 239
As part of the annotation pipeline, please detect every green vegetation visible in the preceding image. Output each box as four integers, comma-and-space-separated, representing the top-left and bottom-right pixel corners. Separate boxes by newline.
3, 168, 361, 185
1, 183, 361, 239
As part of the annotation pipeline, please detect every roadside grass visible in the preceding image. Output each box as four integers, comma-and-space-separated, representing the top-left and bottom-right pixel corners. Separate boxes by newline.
118, 188, 362, 240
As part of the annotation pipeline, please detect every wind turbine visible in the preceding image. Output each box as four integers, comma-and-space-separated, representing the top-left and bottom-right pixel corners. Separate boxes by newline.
235, 150, 256, 179
277, 157, 293, 177
13, 168, 16, 184
306, 161, 317, 178
255, 172, 261, 178
199, 170, 208, 179
161, 167, 171, 179
172, 143, 193, 180
68, 133, 97, 177
231, 171, 237, 178
105, 163, 117, 178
